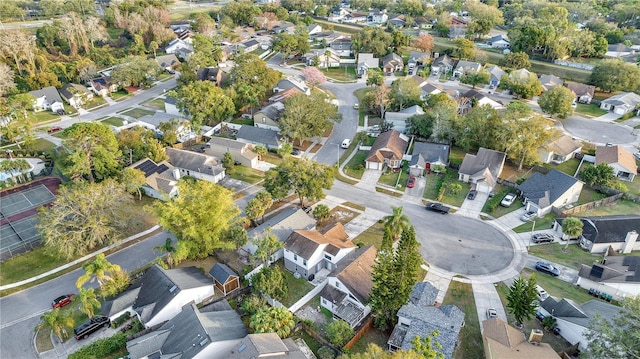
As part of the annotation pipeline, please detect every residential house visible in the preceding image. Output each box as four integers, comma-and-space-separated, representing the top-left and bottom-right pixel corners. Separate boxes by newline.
224, 333, 309, 359
600, 92, 640, 115
320, 246, 376, 328
539, 135, 582, 164
330, 6, 350, 18
329, 38, 353, 57
384, 105, 424, 133
28, 87, 64, 113
244, 207, 316, 257
415, 17, 433, 29
206, 137, 259, 168
554, 215, 640, 254
539, 297, 623, 350
486, 34, 510, 49
417, 81, 443, 100
310, 31, 343, 45
430, 54, 454, 76
458, 148, 506, 193
165, 147, 226, 184
482, 318, 560, 358
343, 12, 368, 24
154, 54, 181, 71
448, 17, 468, 39
596, 145, 638, 182
486, 65, 505, 88
135, 112, 192, 140
308, 23, 322, 35
540, 74, 564, 92
165, 38, 194, 60
518, 169, 584, 216
271, 21, 296, 34
283, 222, 356, 279
196, 67, 228, 86
236, 39, 261, 53
90, 76, 118, 97
577, 256, 640, 300
357, 53, 379, 77
236, 125, 281, 150
58, 83, 93, 109
165, 97, 184, 116
382, 53, 404, 74
408, 142, 450, 177
368, 10, 388, 24
452, 60, 482, 78
176, 29, 194, 43
103, 265, 214, 328
126, 302, 247, 359
460, 89, 503, 111
566, 81, 595, 104
130, 158, 179, 200
388, 282, 465, 359
389, 15, 406, 28
268, 87, 303, 104
273, 77, 311, 96
209, 263, 240, 296
305, 48, 341, 68
364, 130, 409, 170
253, 102, 285, 132
407, 51, 430, 72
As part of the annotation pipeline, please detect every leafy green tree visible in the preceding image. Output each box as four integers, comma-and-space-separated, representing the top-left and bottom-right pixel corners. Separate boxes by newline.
501, 52, 531, 69
77, 288, 101, 318
251, 230, 284, 266
326, 320, 355, 347
251, 265, 287, 302
466, 0, 504, 38
63, 122, 122, 182
426, 93, 458, 140
538, 86, 574, 119
580, 163, 615, 187
503, 115, 551, 171
110, 56, 160, 87
506, 275, 538, 326
148, 180, 241, 258
279, 93, 339, 145
383, 206, 410, 242
38, 309, 74, 342
351, 27, 393, 57
175, 81, 235, 128
120, 168, 146, 200
366, 68, 384, 87
273, 31, 310, 63
224, 225, 249, 250
313, 204, 331, 222
253, 145, 268, 160
246, 191, 272, 226
583, 296, 640, 359
39, 180, 134, 259
222, 152, 234, 171
460, 70, 490, 89
99, 268, 131, 298
411, 332, 444, 359
589, 59, 640, 92
154, 237, 176, 268
390, 78, 422, 111
412, 33, 434, 53
117, 126, 167, 164
394, 226, 422, 303
240, 294, 267, 316
230, 53, 281, 101
76, 253, 122, 288
406, 114, 434, 139
0, 159, 30, 184
264, 157, 336, 206
370, 228, 398, 330
453, 38, 476, 60
250, 306, 295, 338
501, 70, 542, 99
188, 34, 223, 69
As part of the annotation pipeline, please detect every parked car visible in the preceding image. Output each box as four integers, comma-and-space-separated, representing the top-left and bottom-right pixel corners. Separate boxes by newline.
426, 203, 450, 214
407, 176, 416, 188
353, 103, 359, 110
535, 261, 560, 276
520, 211, 537, 222
500, 193, 517, 207
48, 126, 63, 133
535, 311, 546, 322
486, 308, 498, 319
467, 190, 477, 200
531, 233, 554, 243
634, 152, 640, 161
536, 285, 549, 301
291, 148, 301, 155
74, 316, 110, 340
52, 294, 74, 309
341, 138, 351, 149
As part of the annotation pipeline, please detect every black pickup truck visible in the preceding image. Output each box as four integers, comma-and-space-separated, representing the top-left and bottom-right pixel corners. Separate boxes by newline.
425, 203, 450, 214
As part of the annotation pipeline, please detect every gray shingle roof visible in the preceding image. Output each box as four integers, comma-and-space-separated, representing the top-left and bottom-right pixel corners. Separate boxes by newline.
319, 283, 348, 304
58, 83, 91, 101
165, 147, 224, 177
540, 297, 623, 328
486, 65, 504, 83
458, 148, 506, 186
432, 54, 453, 67
101, 287, 140, 317
225, 333, 307, 359
578, 255, 640, 284
28, 86, 64, 104
245, 207, 316, 254
518, 170, 582, 208
562, 215, 640, 245
256, 102, 284, 121
236, 125, 280, 147
410, 142, 449, 167
208, 263, 238, 285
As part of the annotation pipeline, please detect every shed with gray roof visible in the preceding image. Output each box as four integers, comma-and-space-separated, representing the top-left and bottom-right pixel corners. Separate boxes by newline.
225, 333, 308, 359
518, 169, 584, 216
209, 263, 240, 296
244, 207, 316, 257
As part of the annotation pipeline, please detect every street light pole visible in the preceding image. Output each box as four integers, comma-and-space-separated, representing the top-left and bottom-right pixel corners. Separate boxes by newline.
528, 219, 536, 250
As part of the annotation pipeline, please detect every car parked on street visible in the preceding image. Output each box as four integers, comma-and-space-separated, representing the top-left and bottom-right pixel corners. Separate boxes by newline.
521, 211, 537, 222
74, 315, 110, 340
535, 261, 560, 276
407, 176, 416, 188
426, 203, 450, 214
486, 308, 498, 319
531, 233, 554, 243
467, 190, 477, 200
52, 294, 74, 309
48, 126, 63, 133
500, 193, 516, 207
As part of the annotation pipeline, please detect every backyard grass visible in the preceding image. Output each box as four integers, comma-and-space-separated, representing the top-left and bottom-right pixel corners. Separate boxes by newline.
227, 165, 264, 184
482, 186, 524, 217
619, 176, 640, 195
349, 327, 389, 354
576, 186, 608, 205
522, 269, 595, 305
442, 281, 483, 359
276, 261, 313, 307
293, 331, 322, 356
101, 117, 125, 127
140, 98, 166, 111
449, 147, 467, 165
543, 158, 581, 177
120, 108, 154, 119
528, 243, 602, 269
575, 103, 607, 117
322, 66, 357, 81
353, 222, 384, 249
576, 199, 640, 216
263, 152, 283, 166
513, 213, 557, 233
230, 117, 254, 126
32, 111, 59, 123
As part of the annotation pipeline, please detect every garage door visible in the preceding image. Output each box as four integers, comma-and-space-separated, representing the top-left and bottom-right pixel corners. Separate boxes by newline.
367, 161, 380, 170
476, 182, 491, 193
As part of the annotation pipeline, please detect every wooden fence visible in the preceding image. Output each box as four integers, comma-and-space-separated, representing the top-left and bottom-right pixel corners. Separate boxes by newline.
556, 192, 624, 217
343, 317, 374, 350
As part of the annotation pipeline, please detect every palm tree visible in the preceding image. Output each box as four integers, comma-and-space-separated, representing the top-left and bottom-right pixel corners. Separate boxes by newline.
153, 238, 176, 268
76, 254, 121, 289
324, 49, 331, 70
38, 309, 74, 342
250, 306, 295, 338
77, 287, 101, 318
562, 217, 584, 250
383, 206, 411, 242
0, 159, 30, 184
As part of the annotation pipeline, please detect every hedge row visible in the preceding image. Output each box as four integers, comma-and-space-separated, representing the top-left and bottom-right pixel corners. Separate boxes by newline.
68, 332, 127, 359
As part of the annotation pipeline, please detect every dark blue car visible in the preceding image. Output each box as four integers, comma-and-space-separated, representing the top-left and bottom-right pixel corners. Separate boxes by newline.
535, 261, 560, 276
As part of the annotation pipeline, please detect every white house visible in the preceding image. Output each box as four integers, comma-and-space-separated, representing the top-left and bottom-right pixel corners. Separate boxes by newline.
357, 53, 379, 77
165, 147, 226, 183
206, 137, 259, 169
384, 105, 424, 133
165, 38, 194, 59
600, 92, 640, 115
283, 222, 356, 280
452, 60, 482, 78
518, 170, 584, 216
554, 215, 640, 254
368, 10, 388, 24
460, 90, 503, 111
539, 135, 582, 164
458, 148, 506, 193
576, 255, 640, 301
595, 145, 638, 182
273, 76, 310, 96
58, 83, 93, 109
28, 87, 65, 113
487, 34, 509, 49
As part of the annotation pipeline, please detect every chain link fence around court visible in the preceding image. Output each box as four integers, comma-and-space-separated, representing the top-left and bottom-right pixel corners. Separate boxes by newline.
0, 184, 57, 261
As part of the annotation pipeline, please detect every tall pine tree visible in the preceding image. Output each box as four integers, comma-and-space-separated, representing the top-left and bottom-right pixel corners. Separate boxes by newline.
395, 226, 423, 303
506, 275, 538, 326
369, 227, 398, 330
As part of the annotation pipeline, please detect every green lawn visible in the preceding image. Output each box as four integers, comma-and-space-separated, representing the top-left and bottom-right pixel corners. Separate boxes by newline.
23, 138, 56, 153
343, 150, 368, 179
111, 89, 131, 101
157, 73, 173, 82
140, 98, 166, 111
483, 186, 524, 217
375, 186, 403, 197
522, 269, 595, 305
528, 242, 602, 269
101, 117, 125, 127
35, 328, 53, 352
575, 103, 607, 117
378, 167, 409, 189
576, 186, 608, 205
352, 222, 384, 249
619, 176, 640, 196
424, 168, 470, 207
349, 327, 389, 354
276, 261, 313, 307
543, 158, 581, 177
120, 108, 154, 119
230, 117, 254, 126
0, 246, 71, 286
442, 281, 483, 359
227, 165, 263, 184
575, 199, 640, 216
83, 96, 107, 110
513, 213, 557, 233
322, 66, 357, 81
262, 153, 283, 166
33, 111, 59, 123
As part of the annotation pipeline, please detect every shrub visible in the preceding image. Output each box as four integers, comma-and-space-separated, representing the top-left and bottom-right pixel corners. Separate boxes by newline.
326, 320, 354, 347
68, 332, 127, 359
317, 346, 336, 359
354, 163, 364, 171
111, 312, 131, 328
240, 294, 267, 316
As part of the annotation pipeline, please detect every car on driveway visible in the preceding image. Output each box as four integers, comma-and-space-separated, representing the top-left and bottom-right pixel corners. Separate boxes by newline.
500, 193, 517, 207
535, 261, 560, 276
467, 190, 477, 200
486, 308, 498, 319
74, 315, 110, 340
531, 233, 554, 243
52, 294, 74, 309
521, 211, 537, 222
407, 176, 416, 188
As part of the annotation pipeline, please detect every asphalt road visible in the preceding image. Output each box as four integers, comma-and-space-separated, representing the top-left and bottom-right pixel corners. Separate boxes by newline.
560, 115, 637, 145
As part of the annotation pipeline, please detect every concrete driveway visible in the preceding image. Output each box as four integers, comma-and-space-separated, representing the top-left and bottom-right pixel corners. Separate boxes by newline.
593, 112, 622, 122
473, 282, 508, 323
355, 169, 382, 191
403, 176, 425, 203
457, 191, 489, 218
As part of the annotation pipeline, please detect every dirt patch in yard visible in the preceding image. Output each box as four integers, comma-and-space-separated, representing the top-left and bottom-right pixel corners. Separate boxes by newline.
318, 206, 359, 228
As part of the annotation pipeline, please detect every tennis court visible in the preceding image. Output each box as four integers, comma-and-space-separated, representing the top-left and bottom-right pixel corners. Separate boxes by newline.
0, 185, 56, 218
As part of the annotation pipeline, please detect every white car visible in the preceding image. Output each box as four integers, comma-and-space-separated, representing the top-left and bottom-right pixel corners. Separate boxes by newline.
486, 308, 498, 319
500, 193, 517, 207
341, 139, 351, 149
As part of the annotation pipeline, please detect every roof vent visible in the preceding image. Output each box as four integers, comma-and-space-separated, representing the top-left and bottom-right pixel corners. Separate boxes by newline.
169, 285, 177, 293
199, 338, 209, 346
238, 343, 247, 352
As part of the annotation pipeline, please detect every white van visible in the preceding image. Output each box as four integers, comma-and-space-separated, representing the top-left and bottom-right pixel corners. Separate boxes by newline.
536, 285, 549, 301
341, 139, 351, 149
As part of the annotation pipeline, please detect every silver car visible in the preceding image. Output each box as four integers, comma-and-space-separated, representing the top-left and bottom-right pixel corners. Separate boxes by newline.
521, 211, 537, 222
